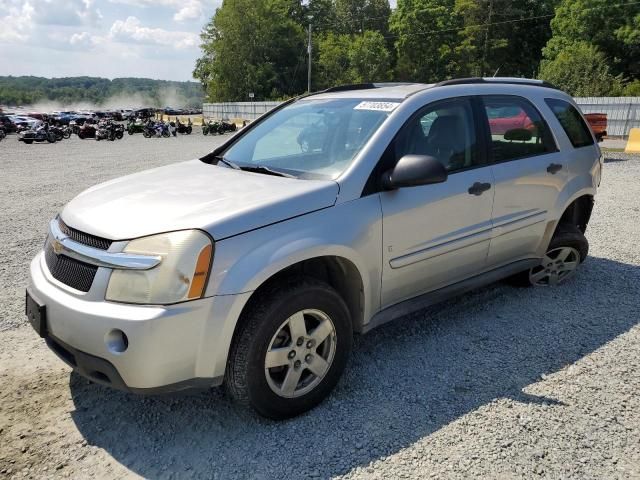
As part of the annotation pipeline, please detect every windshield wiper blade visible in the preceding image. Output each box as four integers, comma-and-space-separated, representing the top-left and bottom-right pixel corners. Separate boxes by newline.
213, 155, 240, 170
239, 165, 295, 178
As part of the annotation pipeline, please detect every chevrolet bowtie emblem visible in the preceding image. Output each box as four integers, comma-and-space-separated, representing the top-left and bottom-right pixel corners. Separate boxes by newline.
52, 240, 64, 255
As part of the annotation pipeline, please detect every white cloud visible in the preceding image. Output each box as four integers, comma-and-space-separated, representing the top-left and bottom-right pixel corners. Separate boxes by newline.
30, 0, 102, 26
68, 31, 96, 49
174, 1, 203, 22
107, 0, 219, 22
0, 0, 35, 42
109, 16, 199, 49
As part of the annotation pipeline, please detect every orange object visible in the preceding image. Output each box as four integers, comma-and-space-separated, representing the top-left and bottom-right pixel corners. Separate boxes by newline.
584, 113, 607, 142
187, 244, 213, 299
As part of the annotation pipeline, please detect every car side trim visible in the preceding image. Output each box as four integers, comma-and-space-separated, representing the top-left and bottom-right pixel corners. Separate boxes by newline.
49, 219, 161, 270
363, 258, 540, 333
389, 225, 493, 269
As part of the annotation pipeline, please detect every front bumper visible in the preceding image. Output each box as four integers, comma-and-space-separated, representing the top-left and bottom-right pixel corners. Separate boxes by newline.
28, 251, 252, 392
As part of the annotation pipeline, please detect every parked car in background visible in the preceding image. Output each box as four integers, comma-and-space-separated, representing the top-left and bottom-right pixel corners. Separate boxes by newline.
11, 116, 41, 132
486, 104, 536, 134
584, 113, 607, 142
26, 78, 601, 420
0, 114, 18, 133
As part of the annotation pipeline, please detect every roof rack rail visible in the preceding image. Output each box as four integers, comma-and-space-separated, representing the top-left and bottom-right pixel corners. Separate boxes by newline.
322, 83, 377, 93
321, 82, 417, 93
434, 77, 559, 90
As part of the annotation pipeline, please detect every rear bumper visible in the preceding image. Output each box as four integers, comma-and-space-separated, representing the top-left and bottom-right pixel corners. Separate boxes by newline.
28, 251, 252, 392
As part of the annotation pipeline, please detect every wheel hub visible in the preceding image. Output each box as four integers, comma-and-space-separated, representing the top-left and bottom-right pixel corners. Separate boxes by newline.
264, 309, 337, 398
529, 246, 580, 286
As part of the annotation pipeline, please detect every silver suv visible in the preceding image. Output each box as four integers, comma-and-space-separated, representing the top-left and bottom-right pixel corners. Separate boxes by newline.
26, 78, 602, 418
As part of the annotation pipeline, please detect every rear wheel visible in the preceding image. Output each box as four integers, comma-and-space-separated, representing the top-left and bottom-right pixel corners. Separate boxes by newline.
226, 278, 352, 419
509, 224, 588, 287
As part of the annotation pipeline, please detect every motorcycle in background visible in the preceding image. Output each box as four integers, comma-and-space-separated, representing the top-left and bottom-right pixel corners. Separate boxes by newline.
127, 119, 146, 135
77, 120, 98, 139
175, 118, 193, 135
203, 119, 237, 135
95, 121, 124, 141
113, 123, 125, 139
18, 124, 57, 144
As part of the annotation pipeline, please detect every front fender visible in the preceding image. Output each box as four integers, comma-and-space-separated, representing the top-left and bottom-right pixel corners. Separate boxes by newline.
206, 196, 383, 324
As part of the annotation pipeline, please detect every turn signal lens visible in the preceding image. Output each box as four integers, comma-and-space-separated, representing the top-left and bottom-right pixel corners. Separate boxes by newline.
187, 244, 213, 299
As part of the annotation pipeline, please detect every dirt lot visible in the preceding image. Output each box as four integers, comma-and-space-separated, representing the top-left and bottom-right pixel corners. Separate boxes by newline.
1, 133, 639, 479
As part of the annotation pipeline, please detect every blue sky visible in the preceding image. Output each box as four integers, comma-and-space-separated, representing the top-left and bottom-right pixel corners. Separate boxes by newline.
0, 0, 222, 81
0, 1, 397, 82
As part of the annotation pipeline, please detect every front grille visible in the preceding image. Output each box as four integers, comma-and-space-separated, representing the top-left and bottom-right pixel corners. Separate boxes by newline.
59, 219, 112, 250
44, 242, 98, 292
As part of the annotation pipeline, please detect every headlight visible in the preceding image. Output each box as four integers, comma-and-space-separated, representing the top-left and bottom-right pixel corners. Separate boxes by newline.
106, 230, 213, 304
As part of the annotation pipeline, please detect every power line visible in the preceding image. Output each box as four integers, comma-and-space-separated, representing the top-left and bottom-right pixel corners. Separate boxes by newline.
305, 1, 640, 40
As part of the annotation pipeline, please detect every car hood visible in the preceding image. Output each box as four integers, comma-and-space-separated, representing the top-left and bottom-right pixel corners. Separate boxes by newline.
61, 159, 339, 240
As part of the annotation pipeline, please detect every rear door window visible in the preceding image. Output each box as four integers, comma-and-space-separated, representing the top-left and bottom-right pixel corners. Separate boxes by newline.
481, 96, 557, 163
545, 98, 594, 148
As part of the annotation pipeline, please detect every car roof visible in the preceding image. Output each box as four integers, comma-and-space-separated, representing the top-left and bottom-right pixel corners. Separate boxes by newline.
308, 77, 559, 101
310, 83, 432, 100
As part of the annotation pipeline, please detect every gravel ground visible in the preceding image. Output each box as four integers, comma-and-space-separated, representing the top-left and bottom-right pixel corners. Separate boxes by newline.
0, 136, 639, 479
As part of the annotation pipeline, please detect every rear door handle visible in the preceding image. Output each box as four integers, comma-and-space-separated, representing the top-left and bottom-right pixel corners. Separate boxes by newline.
547, 163, 563, 174
468, 182, 491, 196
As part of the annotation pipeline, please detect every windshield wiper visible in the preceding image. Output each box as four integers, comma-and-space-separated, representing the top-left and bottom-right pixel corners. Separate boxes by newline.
239, 165, 295, 178
213, 155, 241, 170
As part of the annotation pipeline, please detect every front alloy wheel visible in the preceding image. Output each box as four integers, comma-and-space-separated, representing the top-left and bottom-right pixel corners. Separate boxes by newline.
265, 309, 336, 398
226, 278, 352, 419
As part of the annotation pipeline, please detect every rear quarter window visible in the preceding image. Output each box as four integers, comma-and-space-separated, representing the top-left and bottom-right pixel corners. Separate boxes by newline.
545, 98, 594, 148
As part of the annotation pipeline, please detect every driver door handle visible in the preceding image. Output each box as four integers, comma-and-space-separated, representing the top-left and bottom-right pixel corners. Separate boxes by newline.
468, 182, 491, 196
547, 163, 563, 174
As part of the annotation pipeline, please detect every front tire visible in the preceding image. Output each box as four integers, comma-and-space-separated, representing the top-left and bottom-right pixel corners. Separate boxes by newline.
509, 223, 588, 287
226, 278, 352, 419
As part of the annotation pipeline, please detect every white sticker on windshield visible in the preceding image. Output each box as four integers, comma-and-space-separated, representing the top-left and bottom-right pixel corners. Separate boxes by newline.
354, 101, 400, 112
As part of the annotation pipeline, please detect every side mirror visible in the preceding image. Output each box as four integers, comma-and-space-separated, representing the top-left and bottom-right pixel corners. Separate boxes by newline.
382, 155, 448, 190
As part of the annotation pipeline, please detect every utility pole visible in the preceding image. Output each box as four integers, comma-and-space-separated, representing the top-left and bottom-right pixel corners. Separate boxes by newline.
307, 18, 313, 93
481, 0, 494, 77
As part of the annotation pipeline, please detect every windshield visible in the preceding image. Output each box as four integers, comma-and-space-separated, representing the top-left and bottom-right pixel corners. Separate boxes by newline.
222, 98, 395, 179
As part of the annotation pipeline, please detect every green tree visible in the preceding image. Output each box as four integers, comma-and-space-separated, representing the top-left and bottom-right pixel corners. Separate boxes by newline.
316, 33, 353, 87
390, 0, 460, 82
0, 76, 203, 107
305, 0, 338, 34
349, 31, 392, 82
543, 0, 640, 81
539, 42, 624, 96
334, 0, 392, 35
194, 0, 306, 101
454, 0, 556, 78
